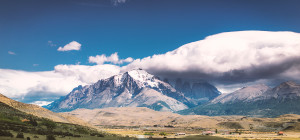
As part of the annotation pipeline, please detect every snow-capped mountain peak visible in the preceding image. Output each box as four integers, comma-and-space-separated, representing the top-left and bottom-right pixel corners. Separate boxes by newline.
46, 69, 192, 112
108, 68, 156, 87
127, 68, 154, 82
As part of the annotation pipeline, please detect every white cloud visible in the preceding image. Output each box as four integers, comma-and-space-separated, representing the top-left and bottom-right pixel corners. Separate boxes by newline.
123, 31, 300, 85
30, 101, 53, 106
89, 52, 133, 65
2, 30, 300, 103
0, 64, 120, 102
8, 51, 16, 55
111, 0, 127, 5
48, 41, 56, 47
57, 41, 81, 51
54, 64, 120, 84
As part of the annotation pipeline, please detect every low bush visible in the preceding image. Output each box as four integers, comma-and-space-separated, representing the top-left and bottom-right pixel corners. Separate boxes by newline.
46, 135, 56, 140
16, 132, 24, 138
0, 130, 13, 137
97, 133, 105, 137
159, 132, 167, 136
73, 134, 81, 137
144, 132, 154, 136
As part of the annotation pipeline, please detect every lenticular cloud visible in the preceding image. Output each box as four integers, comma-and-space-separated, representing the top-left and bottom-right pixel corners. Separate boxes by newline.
124, 31, 300, 83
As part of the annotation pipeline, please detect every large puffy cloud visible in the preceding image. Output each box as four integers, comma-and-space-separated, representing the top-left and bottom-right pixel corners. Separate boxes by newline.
123, 31, 300, 85
3, 30, 300, 104
89, 52, 133, 65
0, 64, 120, 105
57, 41, 81, 51
54, 64, 120, 84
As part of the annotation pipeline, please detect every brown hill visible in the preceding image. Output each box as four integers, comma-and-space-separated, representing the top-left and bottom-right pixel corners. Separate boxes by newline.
0, 93, 91, 128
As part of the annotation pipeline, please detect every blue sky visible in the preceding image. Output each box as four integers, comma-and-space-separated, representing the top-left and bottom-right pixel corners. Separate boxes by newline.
2, 0, 300, 105
2, 0, 300, 71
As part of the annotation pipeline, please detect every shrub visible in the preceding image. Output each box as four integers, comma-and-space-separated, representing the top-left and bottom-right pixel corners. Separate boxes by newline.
74, 126, 89, 134
29, 118, 38, 126
74, 134, 81, 137
0, 130, 13, 137
97, 133, 105, 137
41, 119, 57, 130
16, 132, 24, 138
46, 135, 56, 140
36, 129, 47, 135
144, 132, 154, 136
159, 132, 167, 136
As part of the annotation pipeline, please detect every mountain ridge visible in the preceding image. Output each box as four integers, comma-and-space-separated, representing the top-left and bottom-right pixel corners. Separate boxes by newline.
46, 69, 220, 112
179, 81, 300, 117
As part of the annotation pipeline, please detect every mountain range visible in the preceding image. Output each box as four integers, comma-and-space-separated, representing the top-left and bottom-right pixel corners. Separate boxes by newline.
180, 81, 300, 117
45, 69, 220, 112
46, 69, 220, 112
46, 69, 300, 117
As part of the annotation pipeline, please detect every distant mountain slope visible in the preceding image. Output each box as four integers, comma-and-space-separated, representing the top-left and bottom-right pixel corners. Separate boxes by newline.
46, 69, 194, 112
211, 84, 270, 103
179, 81, 300, 117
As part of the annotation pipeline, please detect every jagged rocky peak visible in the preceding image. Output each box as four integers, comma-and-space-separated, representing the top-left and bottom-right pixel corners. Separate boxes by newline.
238, 84, 270, 92
277, 81, 299, 88
265, 81, 300, 99
110, 68, 160, 88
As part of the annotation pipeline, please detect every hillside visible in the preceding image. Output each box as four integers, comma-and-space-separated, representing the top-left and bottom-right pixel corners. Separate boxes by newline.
0, 93, 89, 126
0, 93, 136, 140
0, 101, 128, 140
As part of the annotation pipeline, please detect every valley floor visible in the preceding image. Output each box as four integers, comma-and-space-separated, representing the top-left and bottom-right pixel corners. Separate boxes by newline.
102, 128, 300, 140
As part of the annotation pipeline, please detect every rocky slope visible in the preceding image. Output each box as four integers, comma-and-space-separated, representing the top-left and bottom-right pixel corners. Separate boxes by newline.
180, 81, 300, 117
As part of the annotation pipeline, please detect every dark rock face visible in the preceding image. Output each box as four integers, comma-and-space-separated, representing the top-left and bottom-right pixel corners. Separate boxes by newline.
174, 79, 221, 102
